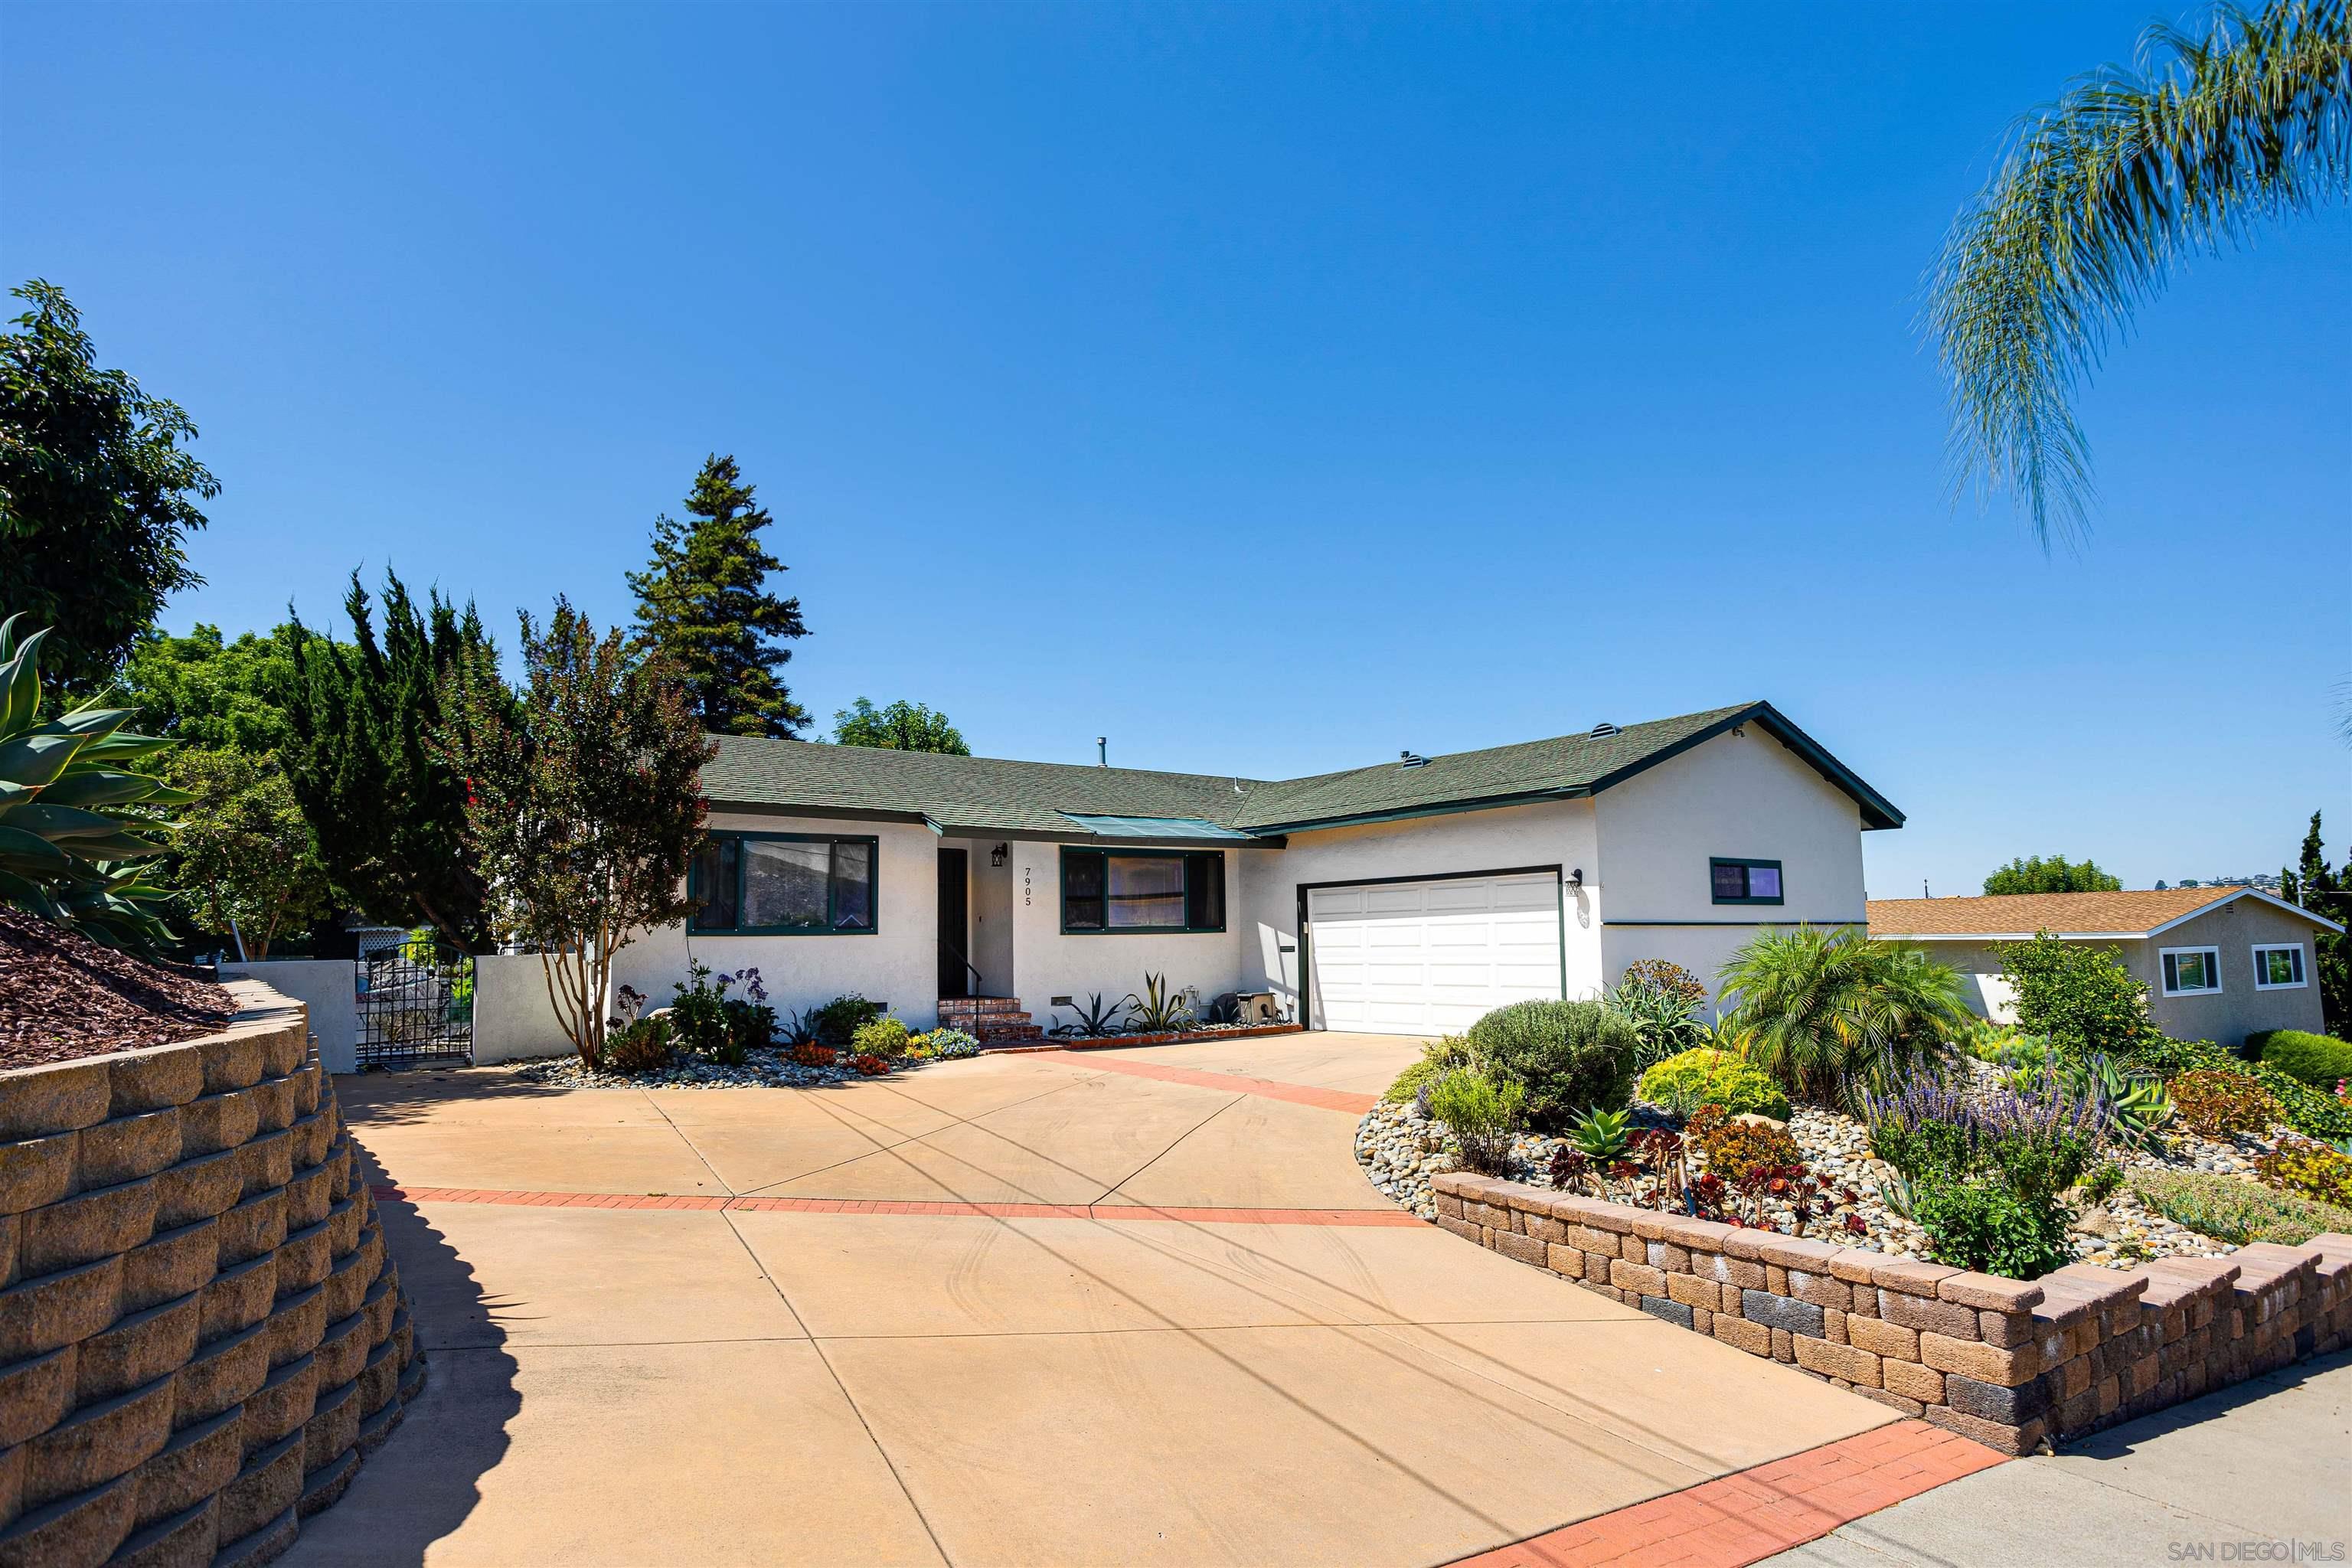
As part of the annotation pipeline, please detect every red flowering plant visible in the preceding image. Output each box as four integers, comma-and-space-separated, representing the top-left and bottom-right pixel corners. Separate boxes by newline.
851, 1053, 890, 1076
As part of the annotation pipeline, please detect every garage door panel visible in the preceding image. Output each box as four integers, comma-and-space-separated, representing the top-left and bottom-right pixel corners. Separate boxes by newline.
1309, 874, 1563, 1035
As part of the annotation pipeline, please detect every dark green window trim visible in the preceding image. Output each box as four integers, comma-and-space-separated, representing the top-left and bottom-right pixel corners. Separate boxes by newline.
1060, 847, 1227, 934
689, 831, 880, 935
1710, 857, 1785, 906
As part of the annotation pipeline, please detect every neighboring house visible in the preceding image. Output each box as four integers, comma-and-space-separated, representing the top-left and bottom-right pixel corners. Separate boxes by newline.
1867, 887, 2344, 1048
606, 700, 1902, 1040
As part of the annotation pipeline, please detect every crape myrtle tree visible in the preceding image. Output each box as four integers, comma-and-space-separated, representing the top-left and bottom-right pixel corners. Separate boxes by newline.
282, 570, 507, 949
1981, 854, 2123, 895
446, 601, 714, 1071
628, 455, 810, 737
0, 280, 220, 694
831, 696, 970, 755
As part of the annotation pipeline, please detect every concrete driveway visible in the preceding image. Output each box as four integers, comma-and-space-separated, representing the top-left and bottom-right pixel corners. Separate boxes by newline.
283, 1034, 1905, 1568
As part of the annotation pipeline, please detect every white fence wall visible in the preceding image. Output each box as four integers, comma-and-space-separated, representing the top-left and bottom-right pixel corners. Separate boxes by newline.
218, 959, 360, 1073
472, 952, 583, 1064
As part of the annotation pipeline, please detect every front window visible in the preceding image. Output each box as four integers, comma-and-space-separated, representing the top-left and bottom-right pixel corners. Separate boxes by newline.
691, 832, 877, 933
1710, 858, 1784, 906
2160, 946, 2222, 996
2252, 944, 2307, 990
1061, 849, 1226, 933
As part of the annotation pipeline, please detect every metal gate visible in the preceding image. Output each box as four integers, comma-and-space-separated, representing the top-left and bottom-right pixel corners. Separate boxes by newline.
354, 935, 475, 1067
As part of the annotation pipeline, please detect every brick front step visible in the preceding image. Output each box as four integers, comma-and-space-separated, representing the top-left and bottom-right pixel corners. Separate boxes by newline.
973, 1023, 1044, 1041
938, 997, 1027, 1016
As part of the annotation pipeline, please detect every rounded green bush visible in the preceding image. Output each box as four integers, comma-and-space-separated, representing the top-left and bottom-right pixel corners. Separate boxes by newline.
1465, 999, 1637, 1135
1636, 1048, 1792, 1120
2252, 1030, 2352, 1089
851, 1016, 912, 1060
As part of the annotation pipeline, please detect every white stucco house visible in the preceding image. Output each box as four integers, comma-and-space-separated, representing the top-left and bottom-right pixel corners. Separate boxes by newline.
598, 700, 1903, 1042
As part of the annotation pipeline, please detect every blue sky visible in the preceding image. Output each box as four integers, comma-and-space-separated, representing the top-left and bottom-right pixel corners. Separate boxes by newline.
5, 2, 2346, 900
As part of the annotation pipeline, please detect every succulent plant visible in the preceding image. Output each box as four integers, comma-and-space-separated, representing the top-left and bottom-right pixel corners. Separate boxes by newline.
0, 615, 186, 949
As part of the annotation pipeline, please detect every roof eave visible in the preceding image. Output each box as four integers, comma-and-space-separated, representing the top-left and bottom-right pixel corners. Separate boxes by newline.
1240, 786, 1589, 837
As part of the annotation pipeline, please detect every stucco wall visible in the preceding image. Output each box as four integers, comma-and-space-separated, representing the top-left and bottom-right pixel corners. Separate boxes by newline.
1234, 798, 1604, 1024
467, 954, 580, 1065
2139, 900, 2329, 1047
609, 812, 945, 1031
216, 961, 358, 1073
1590, 727, 1872, 1016
0, 982, 422, 1566
1005, 844, 1254, 1029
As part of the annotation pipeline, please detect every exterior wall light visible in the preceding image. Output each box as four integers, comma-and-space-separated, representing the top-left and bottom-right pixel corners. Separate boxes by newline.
990, 843, 1009, 867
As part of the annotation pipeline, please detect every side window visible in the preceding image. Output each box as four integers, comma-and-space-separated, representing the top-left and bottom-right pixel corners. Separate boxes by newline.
1710, 858, 1784, 906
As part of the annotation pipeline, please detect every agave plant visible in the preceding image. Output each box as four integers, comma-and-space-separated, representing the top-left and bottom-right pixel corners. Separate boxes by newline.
1054, 991, 1130, 1038
0, 616, 186, 949
1566, 1106, 1632, 1160
2065, 1054, 2177, 1152
1123, 972, 1196, 1034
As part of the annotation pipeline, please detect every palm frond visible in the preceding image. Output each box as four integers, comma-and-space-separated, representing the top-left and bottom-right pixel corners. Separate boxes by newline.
1929, 0, 2352, 549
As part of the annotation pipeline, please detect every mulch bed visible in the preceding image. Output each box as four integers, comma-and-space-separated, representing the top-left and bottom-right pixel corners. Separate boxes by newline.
0, 905, 239, 1070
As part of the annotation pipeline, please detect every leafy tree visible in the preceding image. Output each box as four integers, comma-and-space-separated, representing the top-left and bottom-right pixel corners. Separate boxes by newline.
0, 280, 220, 692
282, 570, 505, 949
444, 601, 714, 1070
1716, 926, 1970, 1111
627, 455, 809, 737
1930, 1, 2350, 547
0, 613, 185, 949
1982, 854, 2124, 896
159, 746, 331, 959
831, 697, 970, 755
2279, 810, 2350, 1031
116, 623, 300, 753
1994, 932, 2159, 1060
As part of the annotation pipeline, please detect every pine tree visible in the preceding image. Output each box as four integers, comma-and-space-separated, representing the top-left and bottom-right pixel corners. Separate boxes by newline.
627, 456, 809, 737
2285, 811, 2350, 1033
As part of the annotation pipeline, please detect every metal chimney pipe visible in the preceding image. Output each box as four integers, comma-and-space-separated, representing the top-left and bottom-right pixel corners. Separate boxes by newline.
1096, 737, 1107, 766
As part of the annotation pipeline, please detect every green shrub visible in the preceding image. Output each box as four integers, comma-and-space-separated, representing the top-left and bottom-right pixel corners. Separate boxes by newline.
2169, 1069, 2282, 1137
604, 1017, 673, 1075
1604, 967, 1707, 1070
1636, 1048, 1792, 1120
2079, 1160, 2124, 1204
2127, 1171, 2352, 1246
916, 1027, 981, 1060
1383, 1035, 1472, 1104
2123, 1037, 2352, 1142
2255, 1142, 2352, 1206
851, 1016, 912, 1060
1909, 1178, 2073, 1279
2252, 1030, 2352, 1089
1994, 933, 2160, 1060
1466, 1000, 1636, 1134
809, 994, 887, 1050
1427, 1070, 1524, 1174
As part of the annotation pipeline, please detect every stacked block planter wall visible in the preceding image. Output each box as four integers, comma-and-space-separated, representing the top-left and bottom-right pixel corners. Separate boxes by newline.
1431, 1171, 2351, 1457
1, 982, 423, 1567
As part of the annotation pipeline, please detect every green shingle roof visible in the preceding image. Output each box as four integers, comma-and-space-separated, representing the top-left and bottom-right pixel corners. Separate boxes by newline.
701, 700, 1902, 841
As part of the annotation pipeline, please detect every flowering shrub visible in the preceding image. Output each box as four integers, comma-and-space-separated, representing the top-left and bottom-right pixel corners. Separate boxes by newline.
916, 1027, 981, 1060
2255, 1141, 2352, 1206
2169, 1069, 2282, 1138
1638, 1049, 1791, 1120
790, 1042, 837, 1068
851, 1054, 891, 1076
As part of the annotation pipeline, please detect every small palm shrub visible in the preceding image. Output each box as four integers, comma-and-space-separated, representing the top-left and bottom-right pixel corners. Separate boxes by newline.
1716, 926, 1968, 1111
1427, 1069, 1524, 1175
2169, 1069, 2281, 1137
2255, 1142, 2352, 1206
2252, 1031, 2352, 1090
1637, 1048, 1792, 1120
852, 1016, 912, 1060
1383, 1034, 1472, 1104
603, 1017, 673, 1075
1466, 1000, 1637, 1134
2128, 1171, 2352, 1247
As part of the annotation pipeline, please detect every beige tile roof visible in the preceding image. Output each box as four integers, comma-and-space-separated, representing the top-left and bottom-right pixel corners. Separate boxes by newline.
1866, 887, 2273, 938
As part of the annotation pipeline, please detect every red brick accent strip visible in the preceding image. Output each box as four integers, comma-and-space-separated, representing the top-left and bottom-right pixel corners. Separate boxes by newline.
1446, 1419, 2006, 1567
1060, 1053, 1379, 1113
981, 1023, 1308, 1055
369, 1184, 1419, 1226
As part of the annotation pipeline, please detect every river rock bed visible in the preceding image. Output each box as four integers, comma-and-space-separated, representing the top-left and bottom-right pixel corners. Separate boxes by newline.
510, 1045, 969, 1090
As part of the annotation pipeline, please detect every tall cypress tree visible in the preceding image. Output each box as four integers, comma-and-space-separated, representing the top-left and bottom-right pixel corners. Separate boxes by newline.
2282, 811, 2350, 1033
626, 456, 809, 737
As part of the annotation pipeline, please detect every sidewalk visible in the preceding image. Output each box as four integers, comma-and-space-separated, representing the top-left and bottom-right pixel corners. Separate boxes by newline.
1761, 1350, 2351, 1567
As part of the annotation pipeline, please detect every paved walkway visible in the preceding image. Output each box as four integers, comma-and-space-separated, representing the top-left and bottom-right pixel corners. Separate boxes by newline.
286, 1034, 1926, 1567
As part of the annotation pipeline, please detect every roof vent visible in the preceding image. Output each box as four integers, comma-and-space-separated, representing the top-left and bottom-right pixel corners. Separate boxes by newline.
1589, 721, 1622, 738
1398, 750, 1429, 769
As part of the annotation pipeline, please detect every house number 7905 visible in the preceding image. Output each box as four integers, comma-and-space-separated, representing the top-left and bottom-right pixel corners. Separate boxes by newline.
1022, 866, 1032, 906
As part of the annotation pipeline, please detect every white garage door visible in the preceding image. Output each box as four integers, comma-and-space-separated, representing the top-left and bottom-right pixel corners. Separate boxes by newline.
1308, 872, 1563, 1035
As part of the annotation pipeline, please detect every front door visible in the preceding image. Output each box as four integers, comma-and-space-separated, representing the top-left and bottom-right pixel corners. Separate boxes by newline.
937, 848, 971, 998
